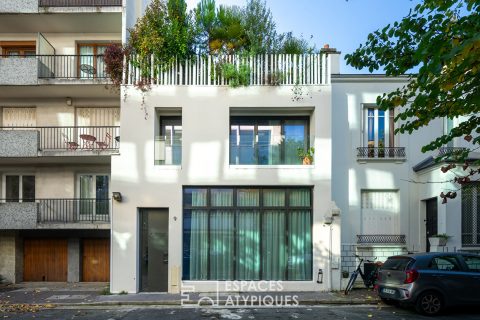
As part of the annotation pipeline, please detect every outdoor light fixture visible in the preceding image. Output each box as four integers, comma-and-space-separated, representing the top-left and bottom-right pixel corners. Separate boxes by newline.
317, 269, 323, 284
112, 192, 122, 202
66, 97, 72, 106
323, 216, 333, 225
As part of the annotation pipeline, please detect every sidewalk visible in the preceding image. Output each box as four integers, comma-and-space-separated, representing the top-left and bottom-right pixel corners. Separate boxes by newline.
0, 282, 380, 307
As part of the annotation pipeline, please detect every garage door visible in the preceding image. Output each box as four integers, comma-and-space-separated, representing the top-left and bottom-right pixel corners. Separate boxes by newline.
82, 239, 110, 282
24, 239, 68, 281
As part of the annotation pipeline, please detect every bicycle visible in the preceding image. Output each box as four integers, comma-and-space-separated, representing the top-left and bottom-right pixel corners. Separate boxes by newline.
344, 255, 383, 295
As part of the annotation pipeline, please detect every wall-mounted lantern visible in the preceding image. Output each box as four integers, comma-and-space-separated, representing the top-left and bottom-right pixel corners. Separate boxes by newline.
112, 192, 122, 202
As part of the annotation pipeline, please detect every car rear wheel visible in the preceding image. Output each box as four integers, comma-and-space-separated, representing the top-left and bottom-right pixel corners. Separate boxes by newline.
415, 291, 444, 316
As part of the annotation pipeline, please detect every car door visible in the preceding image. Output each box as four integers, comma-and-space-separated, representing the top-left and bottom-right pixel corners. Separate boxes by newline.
427, 255, 470, 304
459, 255, 480, 303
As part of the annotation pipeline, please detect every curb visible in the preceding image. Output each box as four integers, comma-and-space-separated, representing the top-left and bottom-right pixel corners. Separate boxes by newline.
23, 299, 381, 308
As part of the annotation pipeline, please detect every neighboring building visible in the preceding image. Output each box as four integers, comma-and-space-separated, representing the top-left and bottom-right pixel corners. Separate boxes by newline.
332, 75, 480, 280
0, 0, 121, 283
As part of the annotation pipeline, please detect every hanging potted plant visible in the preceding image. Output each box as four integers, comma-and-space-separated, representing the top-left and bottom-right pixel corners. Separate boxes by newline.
297, 147, 315, 165
428, 233, 451, 247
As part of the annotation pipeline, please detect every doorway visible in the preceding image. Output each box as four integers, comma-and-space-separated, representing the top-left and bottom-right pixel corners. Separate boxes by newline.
139, 209, 169, 292
425, 198, 438, 252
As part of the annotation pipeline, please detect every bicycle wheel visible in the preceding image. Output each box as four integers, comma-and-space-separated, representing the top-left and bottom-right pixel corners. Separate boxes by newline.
344, 270, 359, 295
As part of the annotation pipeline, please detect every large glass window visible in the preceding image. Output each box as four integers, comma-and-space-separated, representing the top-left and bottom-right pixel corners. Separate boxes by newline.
230, 117, 309, 165
183, 187, 312, 281
5, 175, 35, 202
155, 116, 182, 165
462, 184, 480, 246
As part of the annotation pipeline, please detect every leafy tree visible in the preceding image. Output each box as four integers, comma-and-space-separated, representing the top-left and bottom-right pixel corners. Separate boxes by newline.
346, 0, 479, 152
277, 32, 316, 54
128, 0, 195, 64
243, 0, 278, 54
345, 0, 480, 201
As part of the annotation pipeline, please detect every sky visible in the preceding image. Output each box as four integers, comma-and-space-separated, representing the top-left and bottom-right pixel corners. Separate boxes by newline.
185, 0, 422, 74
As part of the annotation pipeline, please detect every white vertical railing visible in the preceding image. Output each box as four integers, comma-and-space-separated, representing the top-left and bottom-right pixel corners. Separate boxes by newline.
124, 53, 329, 86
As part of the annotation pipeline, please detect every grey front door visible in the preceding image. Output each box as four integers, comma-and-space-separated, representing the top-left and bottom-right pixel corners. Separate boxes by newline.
425, 198, 438, 252
140, 209, 169, 292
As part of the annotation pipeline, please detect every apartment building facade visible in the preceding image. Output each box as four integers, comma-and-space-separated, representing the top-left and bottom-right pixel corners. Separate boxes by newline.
0, 0, 121, 283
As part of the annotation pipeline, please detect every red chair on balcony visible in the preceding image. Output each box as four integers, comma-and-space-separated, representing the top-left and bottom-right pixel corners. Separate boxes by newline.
62, 133, 79, 150
96, 132, 112, 150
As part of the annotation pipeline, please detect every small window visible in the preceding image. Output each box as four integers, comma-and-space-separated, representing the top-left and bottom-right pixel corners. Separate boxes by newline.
155, 116, 182, 165
463, 256, 480, 273
429, 256, 462, 271
363, 106, 395, 158
4, 175, 35, 202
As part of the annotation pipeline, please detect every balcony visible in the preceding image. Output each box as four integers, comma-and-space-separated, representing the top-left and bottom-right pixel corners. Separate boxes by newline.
0, 126, 120, 158
38, 198, 110, 224
357, 234, 406, 245
0, 55, 108, 85
0, 199, 110, 229
0, 0, 121, 13
356, 147, 406, 161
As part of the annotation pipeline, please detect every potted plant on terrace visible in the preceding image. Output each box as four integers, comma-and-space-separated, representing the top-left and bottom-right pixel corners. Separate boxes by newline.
428, 233, 451, 247
297, 147, 315, 165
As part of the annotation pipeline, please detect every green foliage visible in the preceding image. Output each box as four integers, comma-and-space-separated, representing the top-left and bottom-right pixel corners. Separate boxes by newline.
220, 62, 251, 87
128, 0, 195, 65
277, 32, 315, 54
345, 0, 480, 158
297, 147, 315, 161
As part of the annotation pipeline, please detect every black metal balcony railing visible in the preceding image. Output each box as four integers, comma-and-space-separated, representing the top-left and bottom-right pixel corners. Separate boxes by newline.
38, 55, 107, 79
38, 199, 111, 223
0, 126, 120, 152
39, 0, 122, 7
437, 147, 468, 157
357, 147, 406, 159
357, 234, 406, 244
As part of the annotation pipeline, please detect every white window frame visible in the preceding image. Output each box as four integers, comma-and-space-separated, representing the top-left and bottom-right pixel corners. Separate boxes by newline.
361, 104, 395, 148
2, 173, 35, 203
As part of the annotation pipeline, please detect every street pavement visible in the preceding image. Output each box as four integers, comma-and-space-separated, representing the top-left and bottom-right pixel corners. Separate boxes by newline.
2, 305, 480, 320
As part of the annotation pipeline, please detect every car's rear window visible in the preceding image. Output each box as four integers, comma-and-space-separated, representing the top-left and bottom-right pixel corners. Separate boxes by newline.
382, 257, 413, 271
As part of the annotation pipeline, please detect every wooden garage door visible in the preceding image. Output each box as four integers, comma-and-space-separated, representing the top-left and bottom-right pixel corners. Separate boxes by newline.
82, 239, 110, 282
24, 239, 68, 281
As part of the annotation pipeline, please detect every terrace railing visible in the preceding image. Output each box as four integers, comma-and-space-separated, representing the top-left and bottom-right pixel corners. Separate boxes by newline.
125, 53, 330, 86
0, 126, 120, 152
39, 0, 122, 6
38, 198, 111, 223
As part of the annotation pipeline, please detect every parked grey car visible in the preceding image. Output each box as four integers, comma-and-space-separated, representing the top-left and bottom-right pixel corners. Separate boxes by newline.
377, 252, 480, 316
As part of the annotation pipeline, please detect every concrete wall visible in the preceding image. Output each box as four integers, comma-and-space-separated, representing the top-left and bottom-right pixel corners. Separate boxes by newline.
0, 0, 38, 13
0, 203, 38, 229
0, 58, 38, 85
0, 130, 39, 157
111, 84, 339, 293
67, 238, 80, 282
0, 233, 22, 283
